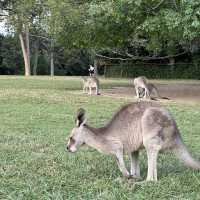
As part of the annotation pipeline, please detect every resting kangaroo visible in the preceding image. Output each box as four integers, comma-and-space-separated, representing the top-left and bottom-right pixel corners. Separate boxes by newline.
66, 101, 200, 181
82, 76, 100, 95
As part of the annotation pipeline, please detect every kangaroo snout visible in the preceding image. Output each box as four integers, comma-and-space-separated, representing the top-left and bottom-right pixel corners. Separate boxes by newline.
66, 144, 77, 153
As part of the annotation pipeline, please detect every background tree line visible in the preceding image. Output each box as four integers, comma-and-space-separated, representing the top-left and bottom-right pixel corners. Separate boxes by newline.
0, 34, 91, 75
0, 0, 200, 78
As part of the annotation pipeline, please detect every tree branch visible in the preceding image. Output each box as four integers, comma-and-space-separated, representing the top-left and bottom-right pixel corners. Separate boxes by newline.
171, 0, 178, 11
125, 50, 138, 58
29, 33, 51, 41
95, 51, 187, 61
0, 14, 9, 17
151, 0, 165, 10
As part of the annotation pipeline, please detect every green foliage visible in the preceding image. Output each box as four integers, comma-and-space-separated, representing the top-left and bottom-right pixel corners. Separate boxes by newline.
46, 0, 87, 47
0, 34, 92, 75
141, 0, 200, 54
49, 0, 200, 56
181, 0, 200, 40
0, 34, 24, 74
7, 0, 48, 33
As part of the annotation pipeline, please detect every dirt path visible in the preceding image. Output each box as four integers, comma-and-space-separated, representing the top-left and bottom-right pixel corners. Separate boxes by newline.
102, 83, 200, 105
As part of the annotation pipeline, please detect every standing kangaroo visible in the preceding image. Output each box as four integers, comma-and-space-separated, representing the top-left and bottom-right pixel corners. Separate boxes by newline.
82, 76, 100, 95
66, 101, 200, 181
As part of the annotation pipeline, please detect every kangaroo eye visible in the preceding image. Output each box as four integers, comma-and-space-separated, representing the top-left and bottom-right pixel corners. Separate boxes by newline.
70, 137, 75, 144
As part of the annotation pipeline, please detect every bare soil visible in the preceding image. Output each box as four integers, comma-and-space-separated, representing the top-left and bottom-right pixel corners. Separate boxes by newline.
102, 83, 200, 105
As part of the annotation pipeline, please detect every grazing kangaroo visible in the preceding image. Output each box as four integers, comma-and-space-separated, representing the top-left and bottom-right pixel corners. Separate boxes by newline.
139, 83, 170, 100
134, 76, 169, 100
66, 101, 200, 181
82, 76, 100, 95
133, 76, 150, 99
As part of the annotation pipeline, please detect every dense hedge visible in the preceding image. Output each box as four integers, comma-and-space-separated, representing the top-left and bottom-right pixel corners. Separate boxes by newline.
104, 63, 200, 79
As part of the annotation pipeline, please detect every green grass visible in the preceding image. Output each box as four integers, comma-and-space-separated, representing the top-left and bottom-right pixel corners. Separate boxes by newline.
0, 76, 200, 200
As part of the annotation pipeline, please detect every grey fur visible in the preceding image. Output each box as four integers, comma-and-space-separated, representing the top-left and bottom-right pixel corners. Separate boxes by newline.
133, 76, 150, 99
66, 101, 200, 181
139, 83, 169, 100
134, 76, 169, 100
82, 76, 100, 95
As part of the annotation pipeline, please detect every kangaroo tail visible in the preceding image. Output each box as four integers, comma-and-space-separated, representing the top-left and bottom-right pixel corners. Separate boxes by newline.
151, 84, 162, 98
161, 96, 170, 100
173, 137, 200, 170
151, 84, 170, 100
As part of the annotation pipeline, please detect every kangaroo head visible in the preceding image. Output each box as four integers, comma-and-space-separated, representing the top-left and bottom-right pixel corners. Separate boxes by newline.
66, 108, 87, 153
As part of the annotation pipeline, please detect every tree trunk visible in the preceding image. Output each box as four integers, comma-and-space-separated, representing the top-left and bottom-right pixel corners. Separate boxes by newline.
104, 65, 107, 77
33, 39, 39, 75
19, 31, 31, 76
50, 40, 54, 76
169, 57, 175, 75
50, 51, 54, 76
94, 58, 98, 76
25, 25, 31, 75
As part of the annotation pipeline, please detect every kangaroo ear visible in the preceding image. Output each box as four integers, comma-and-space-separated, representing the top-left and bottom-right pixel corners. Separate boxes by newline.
75, 108, 87, 127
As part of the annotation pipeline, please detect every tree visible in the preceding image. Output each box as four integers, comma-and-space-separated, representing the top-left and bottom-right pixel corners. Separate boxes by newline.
49, 0, 200, 61
1, 0, 200, 76
3, 0, 48, 76
0, 34, 24, 74
32, 37, 39, 75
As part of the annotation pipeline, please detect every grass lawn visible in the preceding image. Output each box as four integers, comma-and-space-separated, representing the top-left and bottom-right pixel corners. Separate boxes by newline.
0, 76, 200, 200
